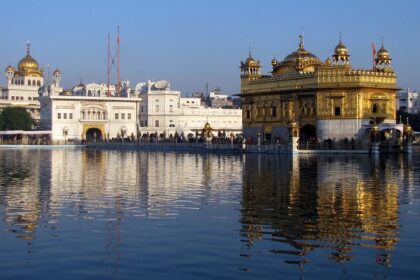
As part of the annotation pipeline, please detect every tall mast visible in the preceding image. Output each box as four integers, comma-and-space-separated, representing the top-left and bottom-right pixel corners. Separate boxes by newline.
107, 32, 110, 97
116, 26, 120, 97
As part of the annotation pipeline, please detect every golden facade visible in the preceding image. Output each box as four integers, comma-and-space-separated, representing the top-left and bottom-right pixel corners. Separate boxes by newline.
239, 35, 399, 142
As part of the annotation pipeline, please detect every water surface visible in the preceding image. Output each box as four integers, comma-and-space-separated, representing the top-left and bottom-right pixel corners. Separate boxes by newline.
0, 148, 419, 279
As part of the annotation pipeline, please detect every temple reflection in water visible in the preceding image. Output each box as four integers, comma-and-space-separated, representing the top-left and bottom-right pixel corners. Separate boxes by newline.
241, 153, 410, 266
0, 148, 417, 276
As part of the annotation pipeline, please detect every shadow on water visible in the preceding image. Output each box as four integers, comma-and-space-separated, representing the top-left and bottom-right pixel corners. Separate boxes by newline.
239, 153, 415, 269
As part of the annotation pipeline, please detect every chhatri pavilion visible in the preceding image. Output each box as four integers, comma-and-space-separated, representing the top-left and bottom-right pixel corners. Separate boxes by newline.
239, 35, 402, 144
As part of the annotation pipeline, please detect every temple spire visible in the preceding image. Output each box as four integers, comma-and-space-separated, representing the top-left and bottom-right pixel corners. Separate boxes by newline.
26, 40, 31, 55
299, 34, 304, 50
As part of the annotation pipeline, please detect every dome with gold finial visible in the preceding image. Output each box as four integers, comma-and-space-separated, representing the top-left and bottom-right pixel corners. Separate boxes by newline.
332, 35, 350, 64
16, 42, 43, 77
334, 41, 349, 57
376, 37, 392, 61
271, 57, 278, 67
273, 34, 322, 75
242, 51, 260, 67
375, 38, 392, 72
377, 46, 391, 61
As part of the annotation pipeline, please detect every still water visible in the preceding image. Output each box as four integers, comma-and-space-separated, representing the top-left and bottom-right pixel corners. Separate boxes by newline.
0, 148, 419, 279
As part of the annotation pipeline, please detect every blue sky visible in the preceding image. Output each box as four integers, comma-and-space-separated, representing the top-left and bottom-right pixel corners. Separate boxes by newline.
0, 0, 419, 94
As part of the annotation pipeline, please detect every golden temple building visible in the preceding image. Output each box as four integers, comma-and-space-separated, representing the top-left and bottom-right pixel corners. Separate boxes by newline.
239, 35, 400, 143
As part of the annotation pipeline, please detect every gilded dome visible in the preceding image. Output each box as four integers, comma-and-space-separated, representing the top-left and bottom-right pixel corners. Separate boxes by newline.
271, 58, 278, 67
334, 41, 349, 56
16, 42, 43, 77
5, 65, 15, 72
18, 53, 40, 72
377, 46, 391, 60
273, 35, 322, 75
243, 53, 259, 66
282, 46, 320, 64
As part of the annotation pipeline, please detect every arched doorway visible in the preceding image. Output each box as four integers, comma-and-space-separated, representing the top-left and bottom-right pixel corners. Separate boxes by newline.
86, 128, 102, 142
300, 124, 316, 142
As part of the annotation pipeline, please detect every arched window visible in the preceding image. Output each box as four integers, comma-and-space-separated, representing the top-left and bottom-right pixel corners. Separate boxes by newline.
88, 90, 92, 96
37, 80, 41, 86
372, 103, 378, 114
82, 111, 86, 120
28, 80, 32, 86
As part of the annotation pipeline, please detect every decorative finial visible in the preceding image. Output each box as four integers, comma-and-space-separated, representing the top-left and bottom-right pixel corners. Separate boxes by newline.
26, 40, 31, 54
339, 32, 342, 43
248, 46, 252, 58
381, 36, 384, 48
299, 33, 304, 49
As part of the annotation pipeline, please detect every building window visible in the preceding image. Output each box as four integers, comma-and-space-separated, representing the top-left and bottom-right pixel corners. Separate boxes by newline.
155, 105, 160, 112
169, 105, 173, 112
141, 106, 144, 113
246, 110, 250, 119
28, 97, 32, 100
63, 113, 67, 119
121, 113, 125, 119
372, 103, 378, 113
69, 113, 73, 119
128, 113, 131, 119
271, 106, 277, 117
58, 113, 61, 119
334, 106, 341, 116
115, 113, 119, 119
155, 120, 159, 127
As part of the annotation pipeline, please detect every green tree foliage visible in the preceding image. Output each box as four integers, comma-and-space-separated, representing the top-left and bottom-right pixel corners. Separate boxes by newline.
397, 110, 420, 131
0, 107, 34, 131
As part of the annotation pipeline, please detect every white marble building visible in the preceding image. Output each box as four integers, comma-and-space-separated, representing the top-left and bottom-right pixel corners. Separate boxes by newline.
397, 89, 420, 114
139, 80, 242, 138
0, 43, 44, 125
39, 72, 141, 144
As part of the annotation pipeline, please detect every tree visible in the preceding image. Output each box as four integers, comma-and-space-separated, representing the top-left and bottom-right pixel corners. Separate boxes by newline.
0, 107, 34, 131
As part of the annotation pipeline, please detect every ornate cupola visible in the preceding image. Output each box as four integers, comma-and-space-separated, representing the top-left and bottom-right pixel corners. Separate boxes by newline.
332, 34, 350, 64
272, 34, 322, 75
5, 65, 16, 83
17, 42, 43, 77
240, 49, 262, 80
53, 68, 62, 84
375, 38, 392, 72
